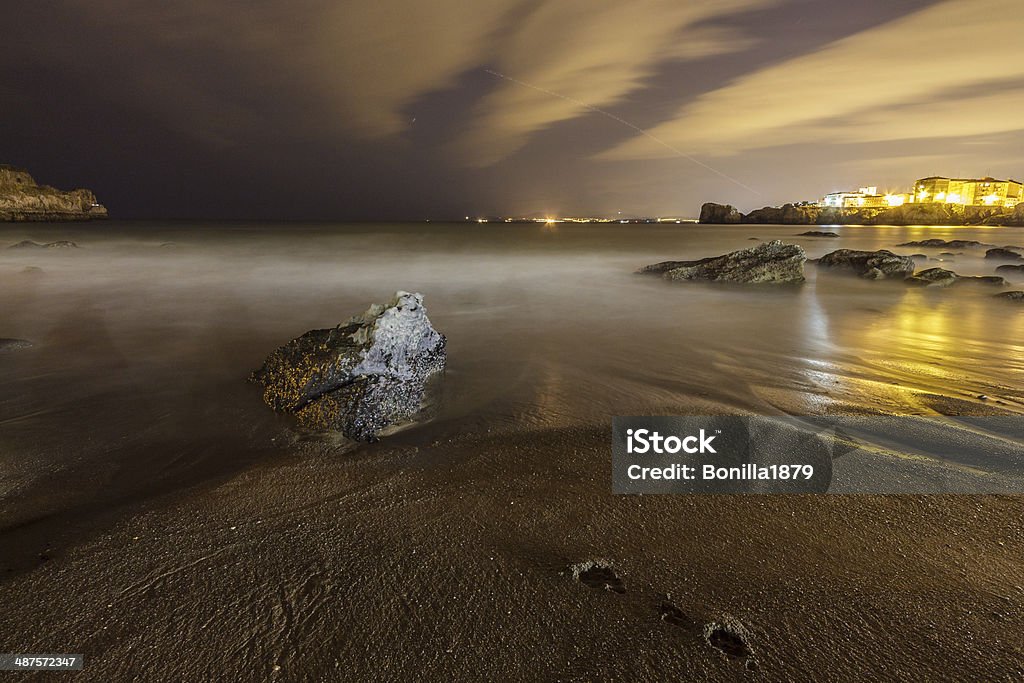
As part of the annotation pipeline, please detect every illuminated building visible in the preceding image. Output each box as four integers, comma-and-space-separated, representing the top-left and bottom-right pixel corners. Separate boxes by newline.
914, 176, 1022, 208
821, 186, 890, 208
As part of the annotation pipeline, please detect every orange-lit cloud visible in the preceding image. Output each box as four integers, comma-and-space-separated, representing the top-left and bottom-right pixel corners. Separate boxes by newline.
452, 0, 775, 165
600, 0, 1024, 160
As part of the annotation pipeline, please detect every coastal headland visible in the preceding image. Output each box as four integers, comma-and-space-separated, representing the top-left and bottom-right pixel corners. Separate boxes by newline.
700, 201, 1024, 226
0, 165, 107, 222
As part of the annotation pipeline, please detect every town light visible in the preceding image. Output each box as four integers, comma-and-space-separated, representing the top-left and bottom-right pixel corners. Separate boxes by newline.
885, 194, 904, 207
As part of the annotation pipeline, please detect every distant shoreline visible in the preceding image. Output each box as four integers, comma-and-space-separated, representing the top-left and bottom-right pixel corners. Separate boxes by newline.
700, 201, 1024, 227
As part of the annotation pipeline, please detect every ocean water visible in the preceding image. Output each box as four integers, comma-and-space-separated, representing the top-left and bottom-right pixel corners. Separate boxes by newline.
1, 221, 1023, 518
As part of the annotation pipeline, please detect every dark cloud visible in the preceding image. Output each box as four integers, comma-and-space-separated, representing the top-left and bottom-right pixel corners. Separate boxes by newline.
4, 0, 1014, 219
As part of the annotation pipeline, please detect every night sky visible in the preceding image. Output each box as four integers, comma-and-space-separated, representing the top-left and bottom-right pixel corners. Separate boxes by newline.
3, 0, 1023, 220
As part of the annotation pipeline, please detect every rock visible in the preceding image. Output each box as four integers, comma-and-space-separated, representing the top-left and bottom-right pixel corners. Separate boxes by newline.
638, 260, 695, 275
996, 264, 1024, 277
909, 253, 928, 259
906, 268, 958, 287
250, 292, 446, 441
698, 202, 742, 224
797, 231, 839, 237
994, 291, 1024, 301
0, 338, 33, 352
906, 268, 1008, 287
21, 266, 43, 275
643, 240, 806, 284
1, 165, 107, 222
968, 276, 1010, 286
744, 203, 820, 224
985, 247, 1024, 261
938, 252, 959, 257
898, 239, 991, 249
817, 249, 916, 279
7, 239, 80, 249
747, 237, 760, 241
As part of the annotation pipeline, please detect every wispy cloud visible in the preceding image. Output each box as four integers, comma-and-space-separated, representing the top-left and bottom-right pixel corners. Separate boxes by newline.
453, 0, 776, 165
599, 0, 1024, 159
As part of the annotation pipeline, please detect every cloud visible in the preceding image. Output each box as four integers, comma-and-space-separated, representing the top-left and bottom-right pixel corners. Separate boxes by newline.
599, 0, 1024, 159
12, 0, 773, 162
453, 0, 775, 165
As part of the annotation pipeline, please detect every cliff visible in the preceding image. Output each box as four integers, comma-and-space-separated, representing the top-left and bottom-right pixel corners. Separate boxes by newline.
699, 201, 1024, 227
0, 165, 108, 221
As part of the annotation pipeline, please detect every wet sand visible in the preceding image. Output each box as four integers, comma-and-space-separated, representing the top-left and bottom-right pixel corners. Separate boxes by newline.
1, 222, 1024, 680
2, 423, 1023, 681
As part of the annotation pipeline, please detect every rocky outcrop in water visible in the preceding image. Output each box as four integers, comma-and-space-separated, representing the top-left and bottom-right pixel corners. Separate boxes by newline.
744, 204, 820, 224
797, 231, 839, 237
250, 291, 446, 441
897, 239, 991, 249
698, 203, 742, 224
8, 240, 80, 249
0, 165, 107, 222
905, 268, 1007, 288
985, 247, 1024, 261
817, 249, 916, 280
640, 240, 806, 284
994, 291, 1024, 301
996, 264, 1024, 278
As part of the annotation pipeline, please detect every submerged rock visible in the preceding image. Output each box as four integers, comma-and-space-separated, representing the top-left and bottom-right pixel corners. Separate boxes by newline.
906, 268, 958, 287
796, 230, 839, 237
996, 264, 1024, 277
817, 249, 916, 279
250, 291, 446, 441
898, 239, 991, 249
994, 291, 1024, 301
985, 247, 1024, 261
0, 338, 33, 352
641, 240, 805, 284
698, 202, 742, 224
7, 239, 79, 249
906, 268, 1007, 288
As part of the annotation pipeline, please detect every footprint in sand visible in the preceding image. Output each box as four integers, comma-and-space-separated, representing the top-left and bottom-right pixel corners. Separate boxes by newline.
661, 599, 759, 671
569, 560, 626, 594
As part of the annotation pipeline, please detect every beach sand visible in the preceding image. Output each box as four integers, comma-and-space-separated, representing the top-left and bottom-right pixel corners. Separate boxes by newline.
2, 421, 1023, 681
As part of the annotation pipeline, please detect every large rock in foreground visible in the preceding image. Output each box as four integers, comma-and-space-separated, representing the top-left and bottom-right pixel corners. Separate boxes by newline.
817, 249, 916, 280
250, 292, 446, 441
642, 240, 806, 284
